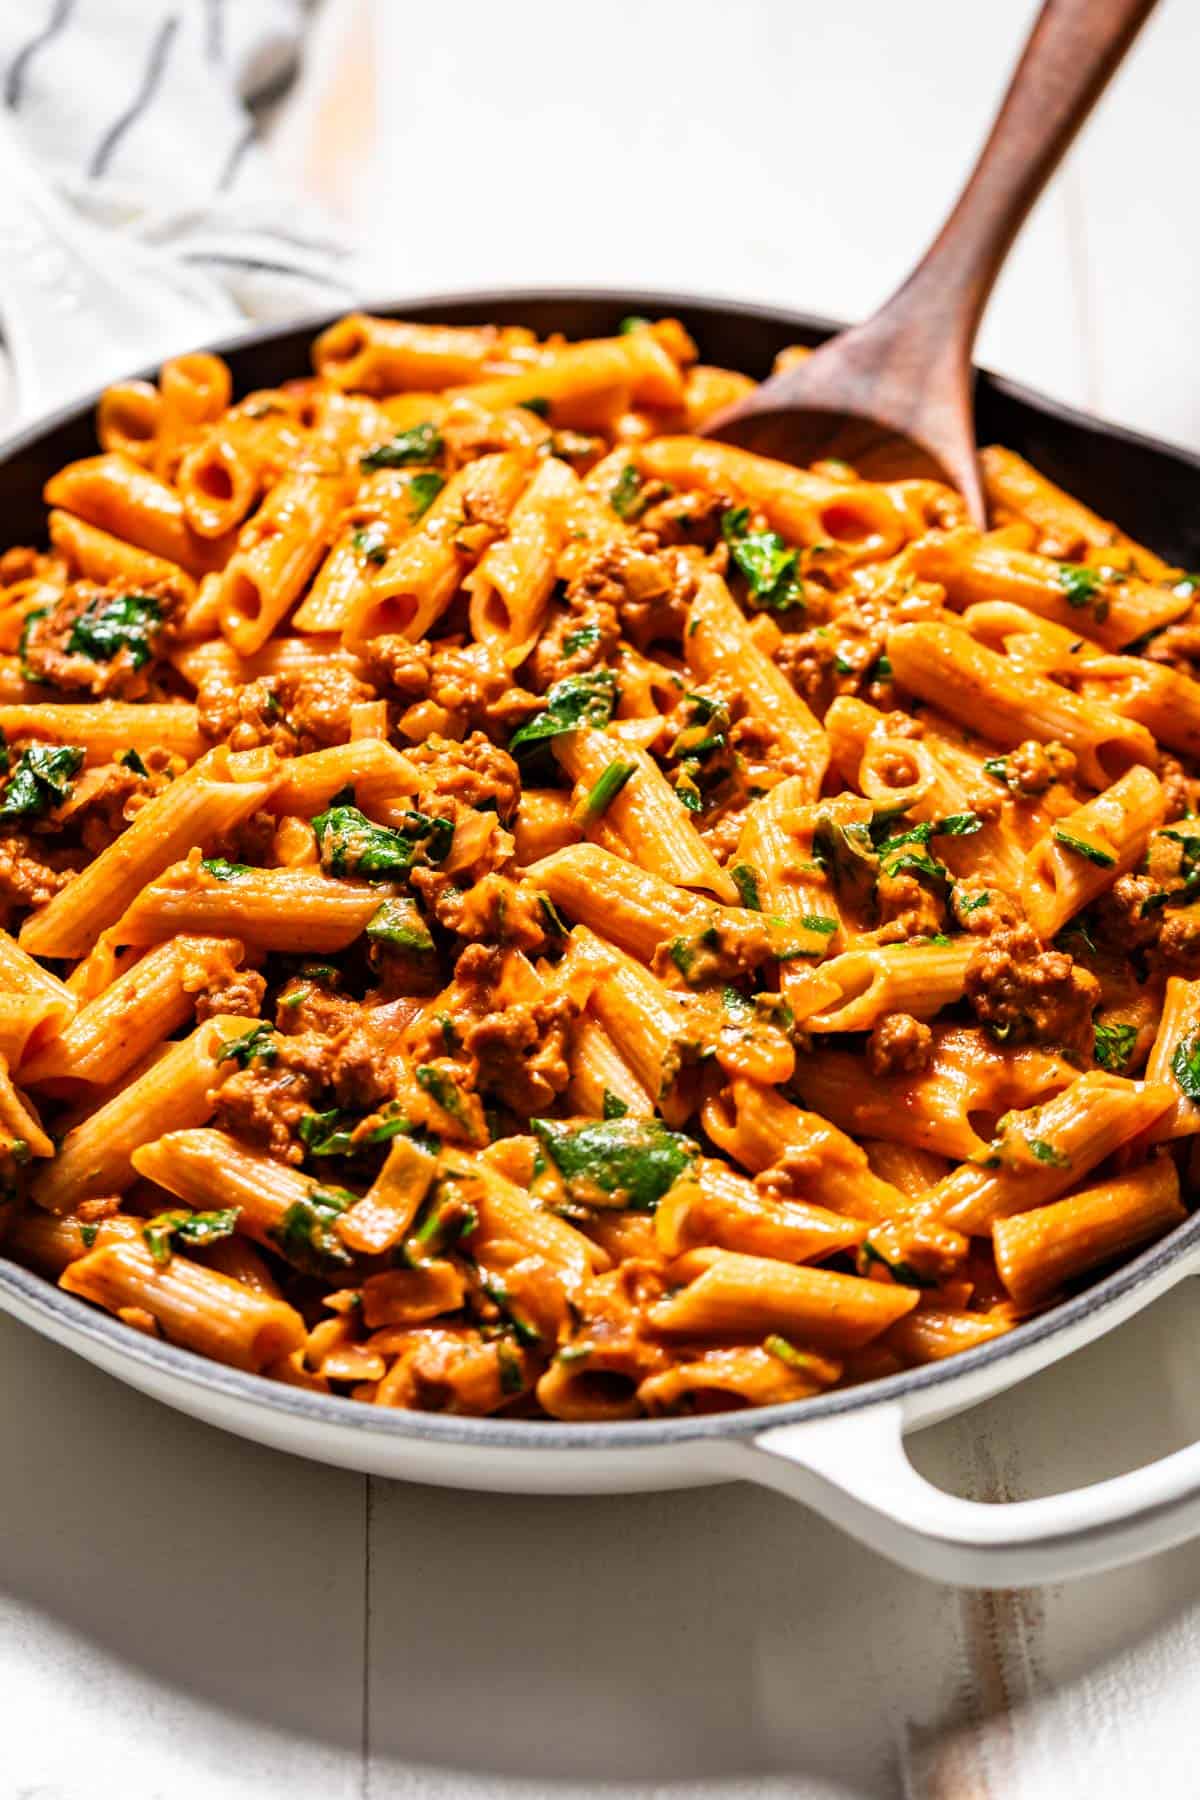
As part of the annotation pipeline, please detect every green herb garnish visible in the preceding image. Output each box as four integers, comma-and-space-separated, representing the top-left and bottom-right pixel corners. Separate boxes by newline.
610, 465, 647, 521
360, 421, 443, 471
577, 757, 635, 824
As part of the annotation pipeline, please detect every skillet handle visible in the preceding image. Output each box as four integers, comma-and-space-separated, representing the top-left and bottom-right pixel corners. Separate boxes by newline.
735, 1254, 1200, 1588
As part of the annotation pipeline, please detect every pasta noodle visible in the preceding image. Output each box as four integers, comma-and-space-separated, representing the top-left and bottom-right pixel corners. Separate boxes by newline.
0, 312, 1196, 1422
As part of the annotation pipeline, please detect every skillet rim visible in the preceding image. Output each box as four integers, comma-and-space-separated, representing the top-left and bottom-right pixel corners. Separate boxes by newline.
2, 282, 1198, 1454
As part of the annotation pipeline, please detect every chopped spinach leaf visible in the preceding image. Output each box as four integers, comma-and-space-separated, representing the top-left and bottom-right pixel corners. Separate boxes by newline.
495, 1337, 526, 1393
812, 813, 877, 909
143, 1206, 240, 1267
270, 1187, 356, 1274
531, 1116, 697, 1211
1057, 562, 1103, 609
406, 471, 445, 519
360, 421, 443, 471
411, 1188, 476, 1254
1172, 1032, 1200, 1102
351, 524, 389, 565
1054, 827, 1116, 868
731, 862, 762, 910
721, 507, 803, 613
1094, 1020, 1138, 1072
508, 669, 617, 753
610, 464, 647, 521
881, 849, 949, 885
0, 743, 84, 821
859, 1238, 934, 1288
218, 1022, 277, 1067
67, 590, 162, 668
478, 1268, 543, 1347
602, 1089, 629, 1120
298, 1109, 357, 1158
118, 747, 149, 775
365, 895, 434, 951
562, 623, 601, 657
763, 1334, 826, 1373
875, 820, 933, 854
799, 913, 838, 935
201, 857, 251, 880
1027, 1136, 1070, 1168
415, 1064, 474, 1130
313, 803, 453, 879
18, 606, 49, 681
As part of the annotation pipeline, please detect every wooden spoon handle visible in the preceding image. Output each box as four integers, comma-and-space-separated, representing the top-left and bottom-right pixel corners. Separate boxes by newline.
881, 0, 1157, 352
752, 0, 1158, 465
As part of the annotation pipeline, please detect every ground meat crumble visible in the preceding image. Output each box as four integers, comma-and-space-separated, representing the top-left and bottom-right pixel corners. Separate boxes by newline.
965, 922, 1100, 1057
866, 1012, 934, 1078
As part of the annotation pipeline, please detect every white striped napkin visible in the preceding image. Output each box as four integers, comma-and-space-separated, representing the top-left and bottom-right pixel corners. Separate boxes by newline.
0, 0, 363, 322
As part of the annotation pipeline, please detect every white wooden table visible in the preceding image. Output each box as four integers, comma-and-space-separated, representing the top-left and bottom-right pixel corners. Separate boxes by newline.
8, 3, 1200, 1795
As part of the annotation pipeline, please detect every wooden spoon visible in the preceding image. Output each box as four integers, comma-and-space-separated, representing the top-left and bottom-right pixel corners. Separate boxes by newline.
703, 0, 1158, 524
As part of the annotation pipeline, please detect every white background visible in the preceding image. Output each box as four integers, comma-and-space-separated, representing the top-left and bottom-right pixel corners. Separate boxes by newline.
8, 2, 1200, 1797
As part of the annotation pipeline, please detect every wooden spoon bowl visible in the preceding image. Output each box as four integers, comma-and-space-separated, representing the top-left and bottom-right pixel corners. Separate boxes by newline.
703, 0, 1159, 524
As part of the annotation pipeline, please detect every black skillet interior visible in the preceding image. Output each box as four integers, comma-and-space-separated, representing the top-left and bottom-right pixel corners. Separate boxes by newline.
5, 289, 1200, 570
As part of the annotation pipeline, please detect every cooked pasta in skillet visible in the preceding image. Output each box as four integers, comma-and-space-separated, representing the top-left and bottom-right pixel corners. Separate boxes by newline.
0, 311, 1196, 1419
